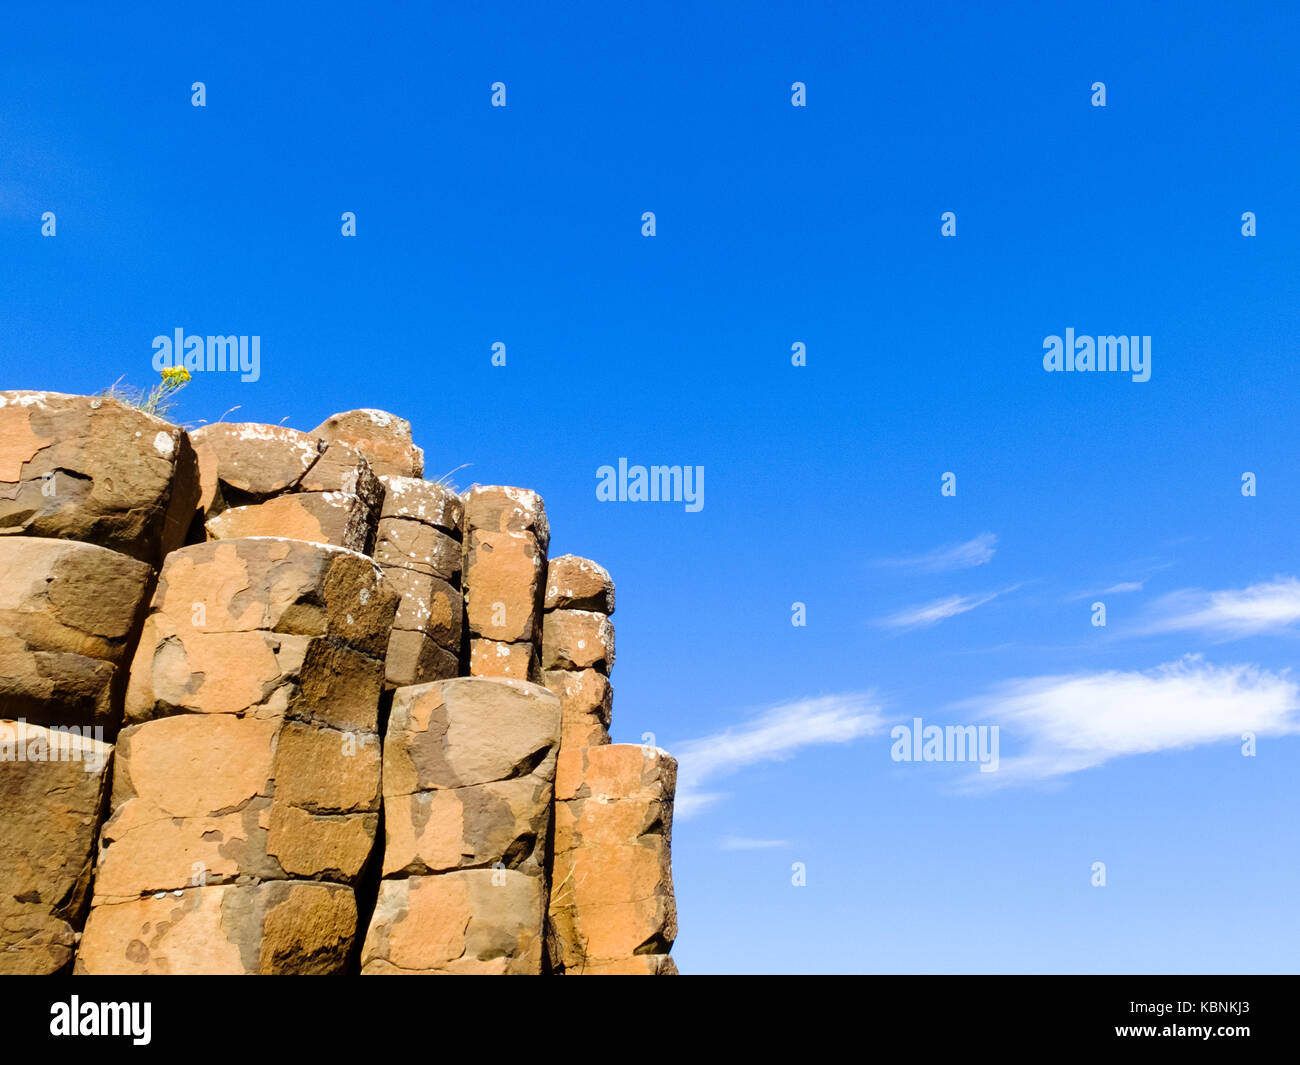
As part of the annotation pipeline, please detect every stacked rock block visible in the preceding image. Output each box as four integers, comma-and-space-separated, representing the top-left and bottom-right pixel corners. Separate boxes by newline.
0, 722, 112, 974
541, 555, 616, 798
539, 555, 678, 974
373, 477, 465, 689
0, 391, 198, 974
77, 538, 398, 973
191, 423, 384, 554
462, 486, 549, 682
550, 745, 679, 975
360, 677, 560, 973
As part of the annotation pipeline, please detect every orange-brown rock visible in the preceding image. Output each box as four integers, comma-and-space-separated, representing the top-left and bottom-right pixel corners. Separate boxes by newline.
385, 567, 462, 651
312, 410, 424, 479
380, 677, 559, 877
545, 555, 615, 614
360, 679, 559, 975
464, 529, 544, 643
0, 391, 199, 564
549, 744, 677, 973
0, 539, 154, 728
375, 519, 461, 581
206, 491, 380, 554
131, 538, 397, 658
543, 668, 613, 799
189, 423, 321, 503
469, 638, 540, 681
463, 485, 550, 552
92, 709, 381, 902
77, 880, 357, 974
379, 475, 462, 531
383, 629, 458, 689
360, 870, 544, 975
541, 609, 615, 673
0, 720, 113, 974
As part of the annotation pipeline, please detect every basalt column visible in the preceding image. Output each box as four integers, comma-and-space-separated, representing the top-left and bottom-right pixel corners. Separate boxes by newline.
373, 476, 465, 689
462, 486, 548, 682
360, 677, 560, 974
76, 538, 397, 974
539, 555, 616, 812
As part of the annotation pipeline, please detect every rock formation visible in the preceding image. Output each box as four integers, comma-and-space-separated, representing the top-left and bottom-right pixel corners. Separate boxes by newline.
0, 391, 677, 975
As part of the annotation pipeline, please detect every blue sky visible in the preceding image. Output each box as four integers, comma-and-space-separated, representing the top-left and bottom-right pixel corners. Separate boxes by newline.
3, 1, 1298, 973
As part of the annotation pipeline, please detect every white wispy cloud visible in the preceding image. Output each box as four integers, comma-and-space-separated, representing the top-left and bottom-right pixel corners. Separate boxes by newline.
1142, 577, 1300, 639
673, 694, 884, 818
879, 590, 1003, 629
878, 532, 997, 573
720, 836, 790, 851
955, 655, 1299, 786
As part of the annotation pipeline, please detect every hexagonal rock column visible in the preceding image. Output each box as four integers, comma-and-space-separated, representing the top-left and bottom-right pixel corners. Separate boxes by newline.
0, 391, 199, 566
0, 538, 155, 732
78, 537, 397, 974
360, 677, 560, 974
373, 476, 465, 689
549, 744, 678, 975
540, 554, 616, 799
192, 423, 384, 553
462, 486, 549, 683
0, 721, 113, 974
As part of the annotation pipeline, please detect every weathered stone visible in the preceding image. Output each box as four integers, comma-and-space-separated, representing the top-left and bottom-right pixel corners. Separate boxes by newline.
189, 423, 321, 501
469, 638, 540, 682
549, 745, 677, 972
543, 668, 613, 799
312, 409, 423, 479
384, 678, 559, 794
464, 529, 544, 643
124, 622, 385, 731
0, 639, 116, 726
463, 485, 550, 552
0, 391, 200, 564
206, 491, 379, 554
0, 720, 112, 974
383, 629, 459, 690
0, 538, 154, 663
542, 609, 615, 673
545, 555, 615, 614
379, 475, 462, 532
375, 519, 461, 581
0, 539, 153, 728
0, 901, 76, 975
138, 538, 396, 658
381, 677, 559, 879
385, 567, 462, 650
360, 871, 544, 975
542, 668, 613, 744
93, 715, 280, 900
298, 439, 380, 495
382, 778, 552, 878
95, 708, 381, 899
77, 881, 357, 974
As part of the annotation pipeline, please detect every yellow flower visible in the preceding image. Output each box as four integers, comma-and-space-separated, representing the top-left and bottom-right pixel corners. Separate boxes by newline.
160, 367, 191, 385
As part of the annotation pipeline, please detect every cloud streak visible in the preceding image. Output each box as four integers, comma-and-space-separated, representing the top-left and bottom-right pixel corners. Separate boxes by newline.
878, 590, 1005, 629
877, 532, 997, 573
955, 655, 1299, 786
673, 693, 884, 818
1142, 577, 1300, 639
